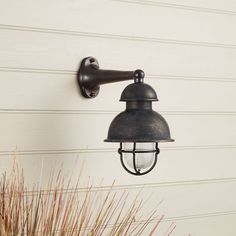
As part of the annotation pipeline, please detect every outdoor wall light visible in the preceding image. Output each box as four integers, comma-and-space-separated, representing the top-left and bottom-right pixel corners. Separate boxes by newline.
78, 57, 174, 176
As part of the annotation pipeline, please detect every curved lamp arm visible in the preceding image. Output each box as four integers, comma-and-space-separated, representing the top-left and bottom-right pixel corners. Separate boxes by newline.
78, 57, 144, 98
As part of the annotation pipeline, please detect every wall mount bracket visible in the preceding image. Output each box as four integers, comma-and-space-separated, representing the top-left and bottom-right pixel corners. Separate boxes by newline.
77, 56, 144, 98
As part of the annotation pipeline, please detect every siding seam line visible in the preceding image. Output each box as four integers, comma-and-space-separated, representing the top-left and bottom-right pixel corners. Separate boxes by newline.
0, 67, 235, 83
47, 210, 236, 231
112, 0, 236, 16
0, 24, 236, 49
0, 109, 236, 115
0, 145, 235, 156
4, 177, 236, 195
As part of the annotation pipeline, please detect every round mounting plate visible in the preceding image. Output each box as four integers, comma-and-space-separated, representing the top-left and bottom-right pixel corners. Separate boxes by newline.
78, 57, 100, 98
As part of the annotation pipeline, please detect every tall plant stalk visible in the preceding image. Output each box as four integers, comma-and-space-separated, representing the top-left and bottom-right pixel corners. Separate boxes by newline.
0, 161, 175, 235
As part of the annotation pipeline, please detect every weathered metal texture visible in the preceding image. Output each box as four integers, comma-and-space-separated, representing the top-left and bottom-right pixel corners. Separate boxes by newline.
120, 81, 158, 101
105, 81, 174, 143
78, 57, 135, 98
105, 109, 173, 142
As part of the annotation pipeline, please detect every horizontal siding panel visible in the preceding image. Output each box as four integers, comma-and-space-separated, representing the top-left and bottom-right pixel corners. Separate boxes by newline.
0, 148, 234, 186
0, 30, 236, 78
0, 113, 235, 152
0, 0, 235, 44
137, 0, 236, 13
144, 182, 236, 221
38, 213, 236, 235
155, 214, 236, 236
0, 72, 235, 112
115, 0, 236, 15
37, 148, 236, 185
1, 155, 236, 221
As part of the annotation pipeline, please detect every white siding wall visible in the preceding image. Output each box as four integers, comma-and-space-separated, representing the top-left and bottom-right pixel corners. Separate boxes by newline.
0, 0, 236, 235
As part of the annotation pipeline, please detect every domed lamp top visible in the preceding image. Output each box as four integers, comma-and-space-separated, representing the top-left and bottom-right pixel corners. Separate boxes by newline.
105, 70, 174, 143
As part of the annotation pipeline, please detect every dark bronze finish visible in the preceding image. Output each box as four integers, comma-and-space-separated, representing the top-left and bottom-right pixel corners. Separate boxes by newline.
105, 83, 174, 142
78, 57, 141, 98
77, 56, 174, 176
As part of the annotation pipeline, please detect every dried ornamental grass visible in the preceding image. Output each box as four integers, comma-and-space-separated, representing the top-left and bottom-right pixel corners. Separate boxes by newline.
0, 161, 176, 235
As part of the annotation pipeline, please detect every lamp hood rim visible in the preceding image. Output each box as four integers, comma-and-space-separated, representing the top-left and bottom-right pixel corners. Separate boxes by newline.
104, 138, 175, 143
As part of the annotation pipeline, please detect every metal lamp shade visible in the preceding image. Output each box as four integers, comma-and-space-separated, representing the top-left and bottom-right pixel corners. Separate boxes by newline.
104, 81, 174, 175
104, 81, 174, 143
105, 108, 173, 143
